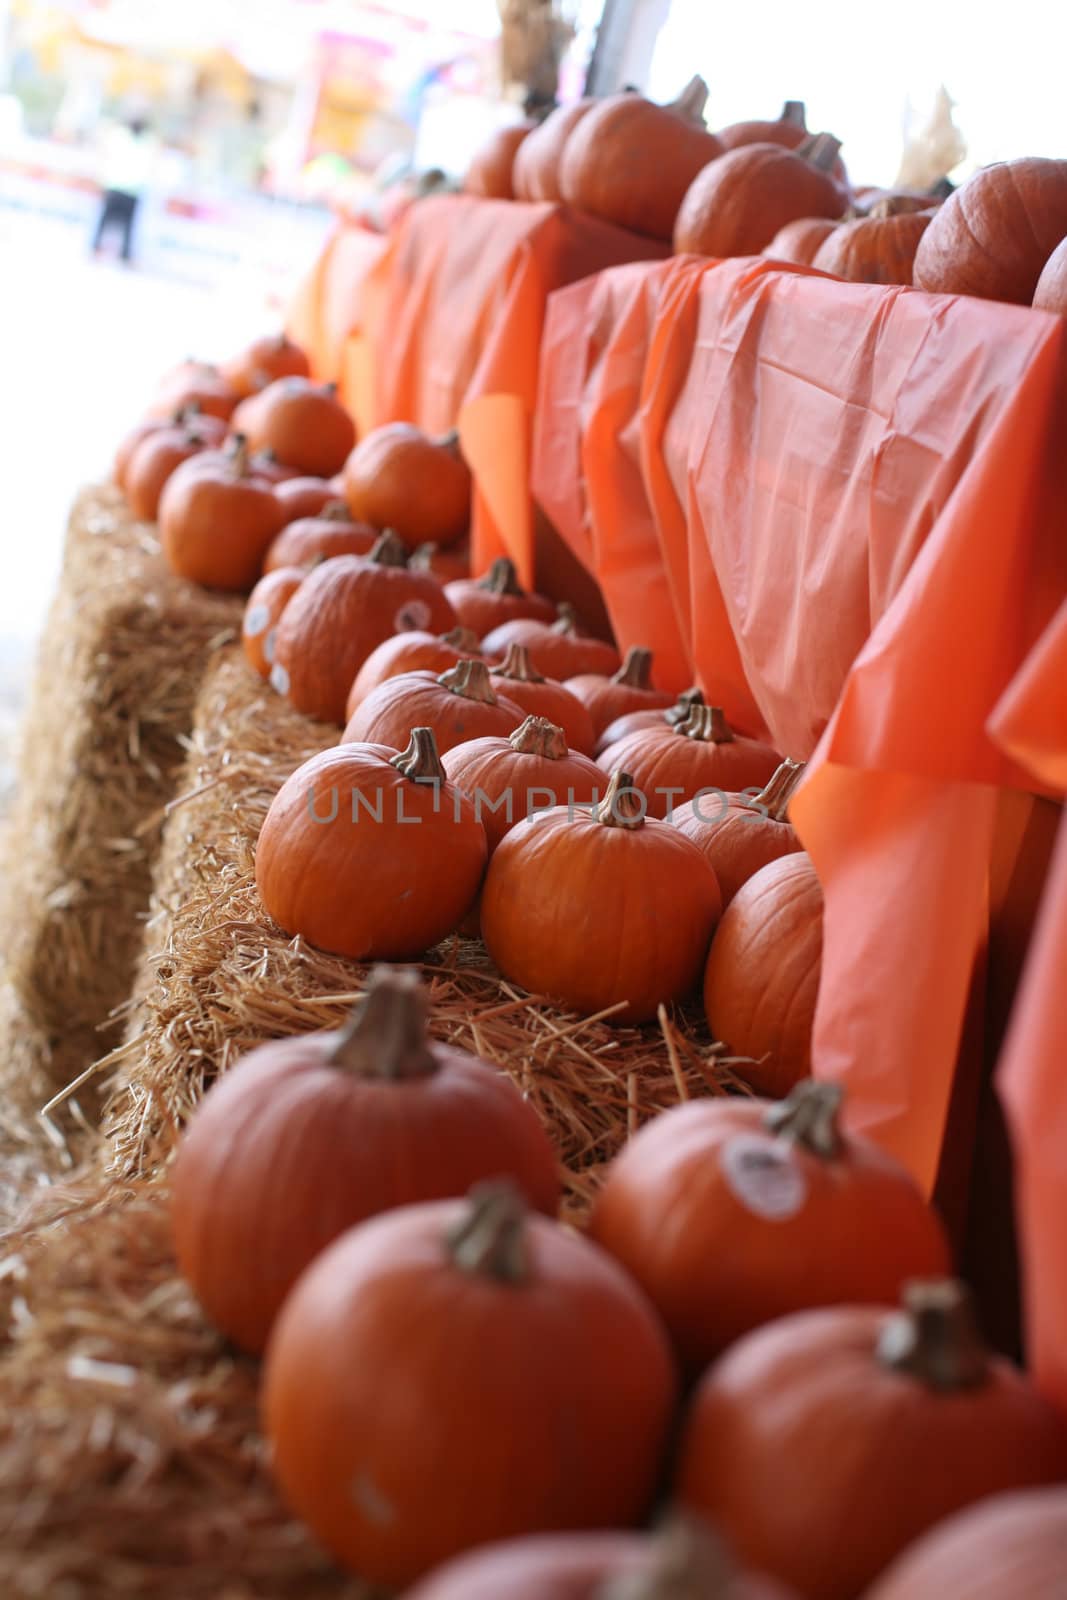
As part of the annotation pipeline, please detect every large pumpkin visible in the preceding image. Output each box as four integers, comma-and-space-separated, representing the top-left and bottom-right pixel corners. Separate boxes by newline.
256, 728, 487, 958
812, 206, 933, 285
913, 158, 1067, 304
444, 558, 556, 638
234, 376, 356, 477
675, 135, 846, 258
671, 757, 804, 905
559, 76, 723, 241
703, 852, 822, 1096
171, 967, 559, 1354
345, 627, 484, 720
676, 1282, 1067, 1600
263, 1184, 678, 1586
242, 565, 307, 679
589, 1081, 950, 1372
761, 216, 839, 266
481, 604, 620, 681
263, 500, 376, 571
221, 331, 310, 398
565, 647, 675, 739
1034, 236, 1067, 314
595, 687, 705, 756
270, 533, 457, 724
159, 438, 283, 591
597, 705, 781, 820
867, 1486, 1067, 1600
490, 644, 597, 755
342, 660, 525, 756
464, 121, 536, 200
513, 99, 596, 203
443, 717, 604, 852
342, 423, 471, 549
482, 770, 721, 1022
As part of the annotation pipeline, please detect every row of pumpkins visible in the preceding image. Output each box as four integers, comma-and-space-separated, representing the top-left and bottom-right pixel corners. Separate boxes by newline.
465, 83, 1067, 306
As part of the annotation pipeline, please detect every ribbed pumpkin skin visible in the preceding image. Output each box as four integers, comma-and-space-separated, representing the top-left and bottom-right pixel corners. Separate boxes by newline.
813, 211, 933, 285
346, 632, 482, 720
489, 669, 596, 756
762, 216, 839, 265
243, 566, 305, 679
342, 670, 525, 756
481, 617, 620, 680
442, 734, 604, 852
465, 121, 535, 200
513, 100, 596, 202
671, 791, 801, 905
264, 514, 377, 572
702, 853, 822, 1094
913, 159, 1067, 303
1034, 236, 1067, 314
596, 724, 781, 820
565, 674, 675, 740
559, 94, 724, 241
675, 144, 845, 258
867, 1487, 1067, 1600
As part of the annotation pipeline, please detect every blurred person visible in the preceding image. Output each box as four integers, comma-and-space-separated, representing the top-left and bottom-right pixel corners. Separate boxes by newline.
90, 116, 157, 266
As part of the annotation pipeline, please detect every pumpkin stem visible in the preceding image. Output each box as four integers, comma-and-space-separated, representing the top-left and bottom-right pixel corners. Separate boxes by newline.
552, 602, 579, 637
390, 726, 446, 785
927, 175, 955, 200
596, 1516, 736, 1600
441, 626, 482, 653
594, 770, 645, 830
801, 132, 843, 174
509, 716, 568, 760
493, 643, 545, 684
228, 433, 250, 476
175, 401, 201, 424
612, 646, 654, 689
664, 687, 705, 727
447, 1183, 528, 1283
677, 704, 734, 745
764, 1080, 843, 1158
877, 1280, 990, 1392
437, 659, 498, 704
320, 499, 352, 522
409, 542, 437, 572
781, 99, 807, 128
436, 428, 462, 456
671, 75, 710, 125
478, 557, 524, 596
324, 381, 339, 395
750, 757, 806, 822
329, 966, 437, 1080
369, 530, 410, 568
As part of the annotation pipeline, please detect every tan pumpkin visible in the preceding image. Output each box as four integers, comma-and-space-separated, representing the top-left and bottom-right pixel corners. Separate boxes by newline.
342, 660, 525, 756
671, 758, 804, 905
464, 120, 536, 200
345, 627, 484, 721
761, 216, 839, 266
675, 134, 846, 258
442, 717, 604, 852
813, 205, 934, 285
444, 558, 556, 638
243, 565, 307, 679
566, 647, 675, 739
1034, 236, 1067, 315
263, 500, 377, 571
595, 686, 706, 757
481, 603, 620, 681
913, 159, 1067, 304
491, 644, 597, 755
597, 704, 781, 820
342, 423, 471, 549
513, 99, 596, 203
867, 1486, 1067, 1600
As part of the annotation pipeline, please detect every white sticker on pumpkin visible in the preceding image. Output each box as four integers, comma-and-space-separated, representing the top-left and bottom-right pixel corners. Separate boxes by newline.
720, 1134, 807, 1221
270, 662, 290, 696
394, 599, 432, 633
244, 603, 269, 638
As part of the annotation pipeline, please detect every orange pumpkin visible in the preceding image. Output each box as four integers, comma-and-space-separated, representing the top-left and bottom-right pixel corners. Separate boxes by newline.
590, 1081, 950, 1373
559, 76, 724, 241
482, 604, 620, 681
1034, 236, 1067, 314
718, 101, 848, 184
263, 1184, 678, 1586
703, 852, 822, 1096
444, 558, 556, 638
595, 686, 706, 756
123, 415, 225, 520
149, 360, 240, 421
243, 565, 307, 679
464, 120, 536, 200
482, 770, 721, 1023
813, 207, 933, 285
342, 660, 525, 756
671, 758, 804, 905
263, 500, 377, 571
273, 475, 339, 525
346, 627, 484, 720
913, 158, 1067, 304
342, 423, 471, 549
235, 377, 356, 477
490, 643, 597, 755
597, 705, 781, 820
270, 534, 458, 724
761, 216, 839, 266
513, 99, 596, 203
247, 447, 300, 485
675, 135, 846, 258
566, 647, 675, 739
256, 728, 487, 958
159, 438, 283, 591
410, 539, 472, 585
221, 331, 311, 398
442, 717, 604, 852
171, 967, 559, 1354
676, 1282, 1067, 1600
867, 1486, 1067, 1600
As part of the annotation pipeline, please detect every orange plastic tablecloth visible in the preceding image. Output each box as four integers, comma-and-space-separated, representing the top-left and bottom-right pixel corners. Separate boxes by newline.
287, 222, 389, 394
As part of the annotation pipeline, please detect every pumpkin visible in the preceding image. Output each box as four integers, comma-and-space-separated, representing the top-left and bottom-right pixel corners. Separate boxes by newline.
444, 557, 556, 638
256, 727, 487, 958
812, 207, 933, 285
676, 1281, 1067, 1600
866, 1486, 1067, 1600
512, 99, 596, 203
566, 647, 675, 739
913, 159, 1067, 304
234, 376, 356, 477
1034, 236, 1067, 314
595, 687, 706, 757
159, 437, 283, 591
597, 705, 781, 820
263, 1183, 678, 1586
675, 135, 846, 258
443, 717, 604, 852
411, 539, 472, 585
346, 627, 484, 720
263, 500, 377, 571
149, 360, 240, 421
342, 660, 525, 756
342, 423, 471, 549
703, 852, 822, 1096
482, 603, 621, 681
559, 76, 723, 241
270, 533, 457, 724
464, 120, 536, 200
247, 447, 300, 484
273, 475, 339, 524
761, 216, 839, 266
854, 189, 941, 217
243, 565, 307, 679
718, 101, 849, 182
222, 331, 311, 398
590, 1080, 950, 1373
482, 769, 721, 1023
171, 967, 559, 1354
490, 644, 597, 756
123, 415, 226, 520
671, 758, 804, 905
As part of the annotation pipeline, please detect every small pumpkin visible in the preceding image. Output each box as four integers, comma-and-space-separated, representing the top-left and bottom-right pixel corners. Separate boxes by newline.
702, 852, 822, 1097
342, 660, 525, 756
671, 758, 804, 905
235, 376, 356, 477
595, 686, 706, 757
675, 134, 847, 258
410, 539, 472, 585
464, 120, 536, 200
263, 500, 377, 571
482, 603, 621, 682
512, 99, 596, 203
123, 415, 226, 520
559, 76, 724, 241
149, 359, 240, 421
676, 1281, 1067, 1600
342, 423, 471, 549
256, 727, 487, 958
171, 966, 559, 1354
718, 101, 849, 184
566, 647, 675, 739
243, 564, 307, 679
346, 627, 485, 721
1034, 236, 1067, 315
444, 557, 556, 638
443, 717, 604, 852
913, 158, 1067, 304
597, 705, 781, 820
490, 643, 597, 755
247, 446, 301, 484
263, 1183, 678, 1586
222, 331, 311, 398
590, 1081, 950, 1373
866, 1485, 1067, 1600
270, 533, 458, 724
273, 475, 339, 524
812, 206, 933, 285
482, 770, 721, 1023
761, 216, 839, 266
159, 436, 283, 591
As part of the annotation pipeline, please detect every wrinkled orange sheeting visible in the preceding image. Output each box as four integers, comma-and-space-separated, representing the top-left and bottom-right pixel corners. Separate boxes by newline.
287, 223, 388, 389
535, 258, 1067, 1194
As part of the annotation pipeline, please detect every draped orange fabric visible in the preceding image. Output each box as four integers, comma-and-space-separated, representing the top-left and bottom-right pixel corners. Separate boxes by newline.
287, 223, 388, 389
